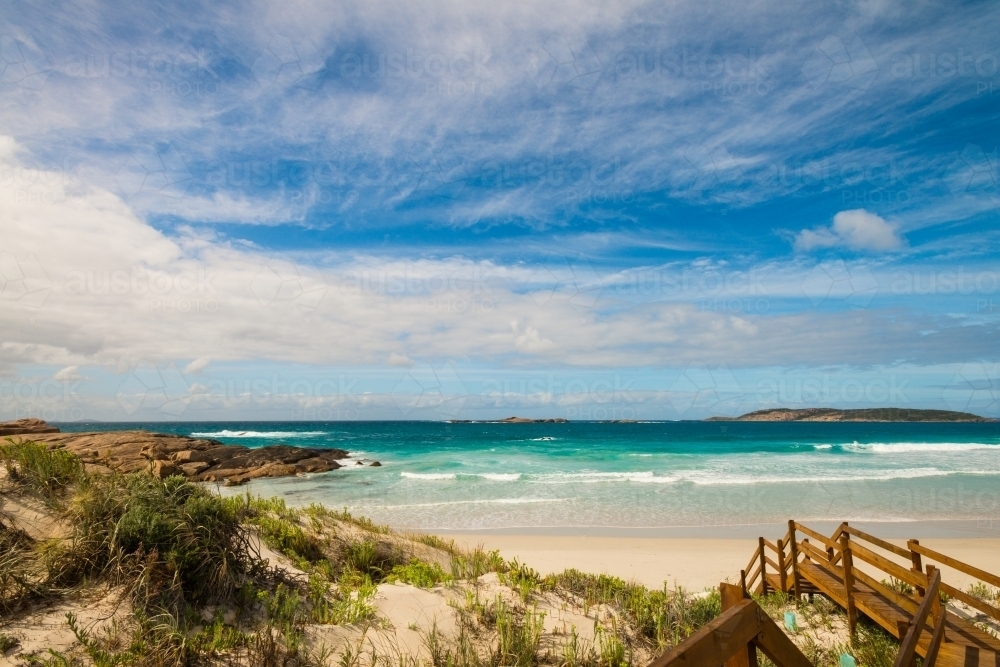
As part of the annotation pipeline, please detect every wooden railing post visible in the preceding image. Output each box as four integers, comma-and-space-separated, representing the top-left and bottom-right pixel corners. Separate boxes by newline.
841, 532, 858, 636
759, 536, 768, 594
740, 569, 748, 598
777, 538, 788, 593
908, 539, 925, 596
720, 583, 753, 667
787, 520, 801, 603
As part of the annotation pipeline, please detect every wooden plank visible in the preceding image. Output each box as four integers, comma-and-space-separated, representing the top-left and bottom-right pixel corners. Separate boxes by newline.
844, 525, 913, 559
850, 541, 928, 590
788, 520, 801, 600
721, 583, 752, 667
765, 556, 781, 572
842, 534, 858, 636
759, 537, 769, 594
940, 582, 1000, 623
647, 600, 760, 667
910, 543, 1000, 590
797, 562, 848, 607
746, 546, 761, 578
799, 538, 832, 564
924, 582, 946, 667
754, 605, 815, 667
894, 569, 941, 667
777, 538, 788, 593
908, 539, 926, 597
850, 566, 920, 614
935, 644, 1000, 667
794, 522, 840, 550
747, 565, 761, 590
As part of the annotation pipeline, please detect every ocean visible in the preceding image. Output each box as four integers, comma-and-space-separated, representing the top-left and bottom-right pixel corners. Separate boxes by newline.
56, 421, 1000, 534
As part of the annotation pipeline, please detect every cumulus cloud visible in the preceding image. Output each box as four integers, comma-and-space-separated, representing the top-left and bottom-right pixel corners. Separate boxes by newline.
183, 358, 211, 374
53, 365, 85, 382
795, 209, 905, 252
388, 353, 414, 366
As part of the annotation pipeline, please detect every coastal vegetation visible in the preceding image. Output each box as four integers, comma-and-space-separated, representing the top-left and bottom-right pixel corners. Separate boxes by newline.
0, 440, 725, 666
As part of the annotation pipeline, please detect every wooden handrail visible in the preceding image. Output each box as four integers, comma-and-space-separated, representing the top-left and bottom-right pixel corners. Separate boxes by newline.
762, 538, 780, 554
849, 566, 919, 615
893, 568, 941, 667
843, 525, 912, 559
764, 555, 781, 572
647, 593, 813, 667
848, 541, 928, 591
793, 522, 840, 550
940, 580, 1000, 622
647, 600, 761, 667
745, 546, 761, 581
797, 538, 831, 564
910, 542, 1000, 589
746, 564, 761, 590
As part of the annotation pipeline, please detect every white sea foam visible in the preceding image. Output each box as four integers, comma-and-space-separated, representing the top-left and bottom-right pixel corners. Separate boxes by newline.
532, 471, 679, 484
841, 442, 999, 453
676, 467, 978, 485
530, 437, 558, 441
370, 497, 571, 508
189, 430, 327, 438
477, 473, 522, 481
400, 472, 457, 480
813, 444, 833, 450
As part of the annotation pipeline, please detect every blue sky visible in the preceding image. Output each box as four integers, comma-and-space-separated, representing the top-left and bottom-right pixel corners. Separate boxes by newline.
0, 0, 998, 420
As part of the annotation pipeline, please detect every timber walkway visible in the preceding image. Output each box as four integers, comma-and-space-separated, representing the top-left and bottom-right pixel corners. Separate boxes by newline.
650, 521, 1000, 667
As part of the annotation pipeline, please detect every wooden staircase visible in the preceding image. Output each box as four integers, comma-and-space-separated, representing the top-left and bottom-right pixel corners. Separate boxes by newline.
743, 521, 1000, 667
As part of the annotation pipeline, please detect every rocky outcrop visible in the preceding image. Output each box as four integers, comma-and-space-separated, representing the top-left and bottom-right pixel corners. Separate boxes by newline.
705, 408, 996, 422
0, 418, 61, 436
2, 422, 350, 485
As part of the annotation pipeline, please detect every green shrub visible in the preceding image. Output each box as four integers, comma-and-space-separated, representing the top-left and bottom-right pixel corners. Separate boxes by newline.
387, 559, 452, 588
0, 440, 83, 498
62, 472, 260, 612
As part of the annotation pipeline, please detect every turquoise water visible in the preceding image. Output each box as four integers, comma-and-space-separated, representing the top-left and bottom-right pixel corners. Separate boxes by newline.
57, 421, 1000, 531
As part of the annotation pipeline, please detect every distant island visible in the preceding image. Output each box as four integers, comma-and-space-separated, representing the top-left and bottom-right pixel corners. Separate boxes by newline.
705, 407, 996, 422
447, 416, 569, 423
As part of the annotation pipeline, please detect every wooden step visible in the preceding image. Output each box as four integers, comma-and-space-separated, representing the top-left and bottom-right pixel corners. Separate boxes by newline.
796, 561, 1000, 655
935, 643, 1000, 667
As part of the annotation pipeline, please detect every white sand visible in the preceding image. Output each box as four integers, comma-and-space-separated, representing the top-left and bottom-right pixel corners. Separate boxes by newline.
442, 533, 1000, 592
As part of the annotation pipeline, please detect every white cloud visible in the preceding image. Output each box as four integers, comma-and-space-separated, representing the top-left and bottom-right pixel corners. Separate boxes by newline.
0, 142, 995, 387
183, 358, 211, 374
53, 365, 85, 382
388, 353, 413, 366
795, 209, 905, 252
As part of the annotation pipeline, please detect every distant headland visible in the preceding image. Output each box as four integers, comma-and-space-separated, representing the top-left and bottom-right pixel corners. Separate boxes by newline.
705, 407, 996, 422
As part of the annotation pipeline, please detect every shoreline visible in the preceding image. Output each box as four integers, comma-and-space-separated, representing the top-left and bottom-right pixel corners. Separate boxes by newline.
432, 530, 1000, 592
421, 518, 1000, 539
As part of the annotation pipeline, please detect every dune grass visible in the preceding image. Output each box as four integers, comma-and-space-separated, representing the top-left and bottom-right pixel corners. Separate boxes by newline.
1, 441, 728, 667
0, 439, 84, 499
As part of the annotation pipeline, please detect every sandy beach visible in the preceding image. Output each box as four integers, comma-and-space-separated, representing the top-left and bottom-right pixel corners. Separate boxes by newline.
442, 532, 1000, 592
